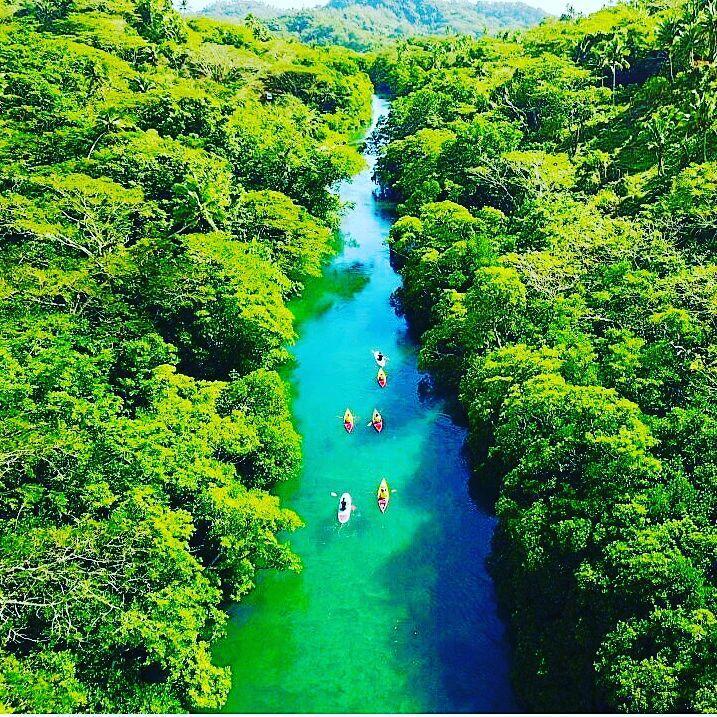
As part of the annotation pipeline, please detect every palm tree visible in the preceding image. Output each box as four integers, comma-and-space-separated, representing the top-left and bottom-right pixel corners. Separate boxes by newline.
86, 113, 127, 159
673, 15, 700, 69
172, 172, 223, 233
575, 34, 594, 64
428, 41, 446, 70
645, 113, 674, 175
691, 87, 717, 162
129, 75, 155, 93
599, 33, 631, 103
698, 0, 717, 64
656, 16, 680, 81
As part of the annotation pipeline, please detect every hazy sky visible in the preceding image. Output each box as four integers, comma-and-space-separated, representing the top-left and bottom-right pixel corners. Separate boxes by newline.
193, 0, 615, 19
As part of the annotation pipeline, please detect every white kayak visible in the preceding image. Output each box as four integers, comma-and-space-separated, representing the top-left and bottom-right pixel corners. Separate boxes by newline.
338, 492, 353, 524
372, 350, 387, 368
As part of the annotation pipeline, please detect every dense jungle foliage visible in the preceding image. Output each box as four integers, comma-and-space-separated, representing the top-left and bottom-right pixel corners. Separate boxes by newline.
372, 0, 717, 711
0, 0, 372, 710
201, 0, 548, 52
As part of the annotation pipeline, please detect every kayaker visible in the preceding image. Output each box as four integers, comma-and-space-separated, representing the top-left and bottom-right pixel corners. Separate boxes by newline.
377, 351, 384, 362
340, 496, 347, 511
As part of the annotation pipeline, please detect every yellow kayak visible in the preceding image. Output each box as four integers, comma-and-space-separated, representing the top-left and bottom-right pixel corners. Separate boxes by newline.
372, 409, 383, 433
377, 478, 390, 513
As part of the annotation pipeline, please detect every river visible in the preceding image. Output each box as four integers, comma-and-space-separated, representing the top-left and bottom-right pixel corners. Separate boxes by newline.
214, 96, 516, 713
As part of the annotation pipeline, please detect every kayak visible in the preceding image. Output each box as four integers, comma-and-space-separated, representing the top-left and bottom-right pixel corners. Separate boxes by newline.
372, 350, 387, 368
338, 492, 352, 524
377, 478, 390, 513
377, 368, 387, 388
344, 408, 354, 433
372, 409, 383, 433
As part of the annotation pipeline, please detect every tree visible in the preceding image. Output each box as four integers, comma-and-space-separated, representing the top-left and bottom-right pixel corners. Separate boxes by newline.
22, 0, 73, 26
690, 85, 717, 162
599, 32, 631, 101
133, 0, 188, 43
87, 112, 128, 159
656, 15, 680, 81
645, 110, 676, 175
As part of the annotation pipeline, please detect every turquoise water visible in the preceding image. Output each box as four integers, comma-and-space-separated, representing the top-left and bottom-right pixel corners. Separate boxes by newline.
215, 97, 516, 713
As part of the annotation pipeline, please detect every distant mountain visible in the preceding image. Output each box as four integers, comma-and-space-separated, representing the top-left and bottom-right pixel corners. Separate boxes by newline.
198, 0, 549, 50
194, 0, 278, 19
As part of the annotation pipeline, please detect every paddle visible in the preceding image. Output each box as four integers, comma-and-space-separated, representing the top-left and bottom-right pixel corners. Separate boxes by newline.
367, 411, 382, 427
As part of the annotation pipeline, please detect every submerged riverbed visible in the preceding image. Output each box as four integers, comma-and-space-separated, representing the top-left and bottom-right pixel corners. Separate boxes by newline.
214, 96, 516, 713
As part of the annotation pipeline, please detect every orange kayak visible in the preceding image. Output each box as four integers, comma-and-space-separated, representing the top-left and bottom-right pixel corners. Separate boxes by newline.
344, 408, 354, 433
372, 409, 383, 433
377, 368, 387, 388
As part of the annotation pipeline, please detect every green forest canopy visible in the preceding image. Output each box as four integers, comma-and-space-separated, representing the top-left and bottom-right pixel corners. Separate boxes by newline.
0, 0, 372, 710
4, 0, 717, 712
371, 0, 717, 711
200, 0, 549, 52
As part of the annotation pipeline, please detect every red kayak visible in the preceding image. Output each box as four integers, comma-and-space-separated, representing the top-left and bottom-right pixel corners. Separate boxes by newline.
377, 368, 387, 388
372, 409, 383, 433
344, 408, 354, 433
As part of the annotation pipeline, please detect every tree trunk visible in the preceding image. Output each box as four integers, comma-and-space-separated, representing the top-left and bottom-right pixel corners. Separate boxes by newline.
612, 67, 617, 102
87, 130, 108, 159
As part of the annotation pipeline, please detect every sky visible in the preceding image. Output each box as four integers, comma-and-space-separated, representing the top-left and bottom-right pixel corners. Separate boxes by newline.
192, 0, 614, 19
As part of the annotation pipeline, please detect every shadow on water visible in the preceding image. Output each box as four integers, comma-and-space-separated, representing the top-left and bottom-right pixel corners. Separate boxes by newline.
290, 263, 372, 329
375, 404, 518, 711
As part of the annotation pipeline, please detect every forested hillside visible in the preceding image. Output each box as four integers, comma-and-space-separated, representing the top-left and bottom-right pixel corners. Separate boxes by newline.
0, 0, 371, 710
201, 0, 548, 52
372, 0, 717, 711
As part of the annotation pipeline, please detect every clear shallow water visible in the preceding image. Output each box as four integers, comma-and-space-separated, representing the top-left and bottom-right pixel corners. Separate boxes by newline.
214, 97, 516, 714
